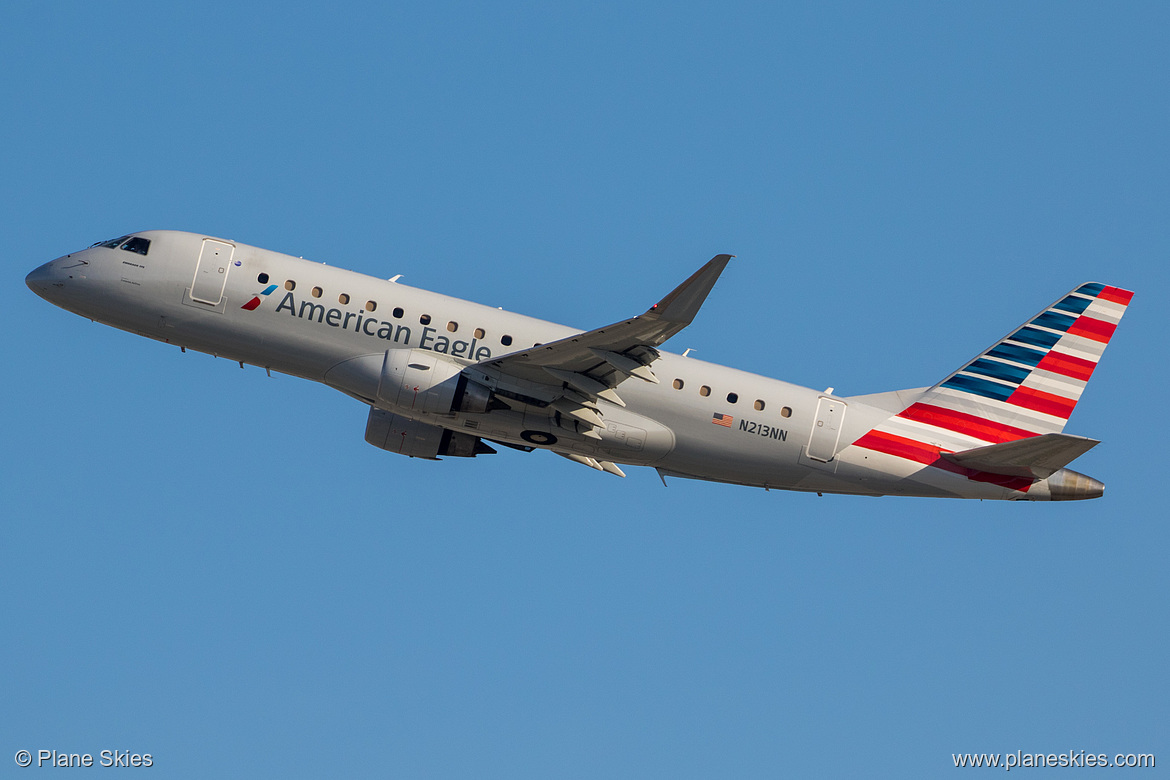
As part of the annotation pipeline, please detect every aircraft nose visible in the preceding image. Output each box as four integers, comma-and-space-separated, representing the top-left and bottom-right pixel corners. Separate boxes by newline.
25, 262, 55, 295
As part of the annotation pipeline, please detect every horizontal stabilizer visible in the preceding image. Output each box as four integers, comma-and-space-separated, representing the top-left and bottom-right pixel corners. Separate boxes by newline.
941, 433, 1100, 479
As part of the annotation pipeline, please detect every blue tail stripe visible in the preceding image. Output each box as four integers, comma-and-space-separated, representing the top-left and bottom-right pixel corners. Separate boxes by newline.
1009, 326, 1061, 349
941, 374, 1016, 401
987, 342, 1046, 367
1031, 310, 1077, 332
966, 358, 1031, 384
1053, 295, 1092, 315
1077, 283, 1106, 296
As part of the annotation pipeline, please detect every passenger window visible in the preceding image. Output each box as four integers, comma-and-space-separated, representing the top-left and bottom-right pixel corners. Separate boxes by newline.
285, 280, 296, 291
501, 335, 513, 346
699, 385, 711, 397
727, 392, 738, 404
364, 300, 377, 312
780, 406, 792, 418
754, 400, 765, 411
338, 293, 350, 305
393, 307, 404, 318
120, 237, 151, 255
447, 321, 458, 333
420, 314, 431, 325
474, 327, 485, 339
311, 286, 323, 298
257, 273, 269, 284
673, 379, 685, 390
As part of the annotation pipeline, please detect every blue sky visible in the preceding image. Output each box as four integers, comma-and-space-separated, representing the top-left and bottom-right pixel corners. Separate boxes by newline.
3, 2, 1166, 776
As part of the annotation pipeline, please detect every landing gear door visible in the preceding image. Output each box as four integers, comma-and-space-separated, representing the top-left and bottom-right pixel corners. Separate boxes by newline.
806, 397, 846, 462
191, 239, 235, 305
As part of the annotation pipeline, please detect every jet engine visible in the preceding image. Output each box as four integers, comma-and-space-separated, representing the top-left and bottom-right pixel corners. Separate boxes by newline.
365, 408, 496, 459
375, 348, 493, 417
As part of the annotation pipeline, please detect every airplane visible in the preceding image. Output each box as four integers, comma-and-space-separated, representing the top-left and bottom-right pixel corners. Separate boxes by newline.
26, 230, 1133, 500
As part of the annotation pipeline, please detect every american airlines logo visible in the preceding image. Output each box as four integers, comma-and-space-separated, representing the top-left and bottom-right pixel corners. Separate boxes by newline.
241, 284, 278, 310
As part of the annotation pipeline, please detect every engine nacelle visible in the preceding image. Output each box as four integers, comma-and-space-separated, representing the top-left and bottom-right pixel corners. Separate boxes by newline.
365, 408, 496, 459
375, 348, 491, 417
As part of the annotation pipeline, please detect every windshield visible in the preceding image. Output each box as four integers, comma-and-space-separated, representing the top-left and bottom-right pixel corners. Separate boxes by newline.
90, 235, 151, 256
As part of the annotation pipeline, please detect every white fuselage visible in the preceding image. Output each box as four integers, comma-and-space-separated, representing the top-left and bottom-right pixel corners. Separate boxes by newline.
26, 230, 1074, 500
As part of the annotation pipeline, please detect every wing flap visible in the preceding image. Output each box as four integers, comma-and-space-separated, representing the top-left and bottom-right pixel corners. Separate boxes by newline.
589, 348, 660, 384
941, 433, 1100, 479
556, 451, 627, 477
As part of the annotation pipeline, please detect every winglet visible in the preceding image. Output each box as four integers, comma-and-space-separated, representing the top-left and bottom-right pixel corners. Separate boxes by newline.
647, 254, 732, 325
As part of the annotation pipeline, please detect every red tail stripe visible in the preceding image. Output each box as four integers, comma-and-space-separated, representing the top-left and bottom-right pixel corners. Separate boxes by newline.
1067, 315, 1116, 343
1007, 386, 1076, 418
897, 403, 1035, 444
853, 430, 945, 465
1036, 350, 1096, 382
1099, 286, 1134, 305
851, 429, 1033, 492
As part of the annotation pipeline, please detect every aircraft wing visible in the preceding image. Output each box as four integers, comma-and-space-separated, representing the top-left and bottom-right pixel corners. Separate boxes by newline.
941, 433, 1100, 479
470, 254, 731, 433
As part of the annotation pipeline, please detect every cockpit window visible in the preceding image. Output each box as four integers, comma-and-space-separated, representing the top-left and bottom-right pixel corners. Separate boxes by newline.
89, 235, 151, 255
120, 236, 151, 255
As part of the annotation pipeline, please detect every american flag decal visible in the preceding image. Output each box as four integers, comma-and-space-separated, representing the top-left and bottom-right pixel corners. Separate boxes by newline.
712, 413, 733, 427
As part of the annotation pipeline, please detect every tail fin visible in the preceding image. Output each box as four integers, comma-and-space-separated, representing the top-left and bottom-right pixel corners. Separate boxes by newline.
857, 283, 1133, 455
846, 282, 1131, 494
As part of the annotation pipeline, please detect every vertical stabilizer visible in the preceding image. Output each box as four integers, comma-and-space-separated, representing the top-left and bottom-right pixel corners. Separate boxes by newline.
911, 282, 1133, 440
849, 282, 1132, 491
